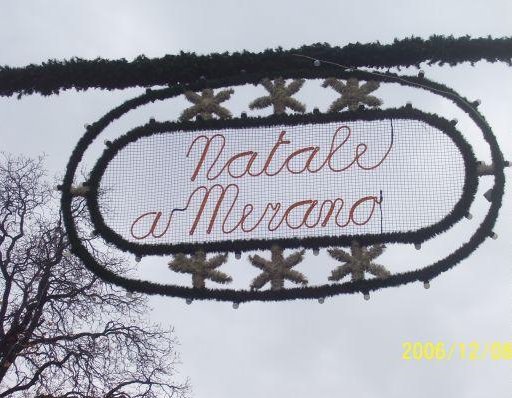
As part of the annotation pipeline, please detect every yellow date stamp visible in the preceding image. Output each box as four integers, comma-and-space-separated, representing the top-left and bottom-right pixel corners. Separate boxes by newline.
402, 342, 512, 361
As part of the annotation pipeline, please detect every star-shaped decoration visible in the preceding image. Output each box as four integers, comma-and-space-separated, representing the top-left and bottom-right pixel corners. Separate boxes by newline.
168, 251, 231, 289
179, 88, 234, 121
322, 78, 382, 112
249, 77, 306, 114
327, 241, 390, 282
249, 245, 307, 291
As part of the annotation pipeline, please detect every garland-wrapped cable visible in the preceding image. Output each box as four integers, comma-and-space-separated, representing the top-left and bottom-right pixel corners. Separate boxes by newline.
60, 69, 505, 302
2, 35, 512, 98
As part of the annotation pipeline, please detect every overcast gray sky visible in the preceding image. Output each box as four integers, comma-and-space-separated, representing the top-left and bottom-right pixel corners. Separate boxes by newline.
1, 2, 511, 397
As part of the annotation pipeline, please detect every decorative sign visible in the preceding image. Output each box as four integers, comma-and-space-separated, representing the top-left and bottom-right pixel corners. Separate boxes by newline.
47, 43, 507, 301
89, 110, 476, 254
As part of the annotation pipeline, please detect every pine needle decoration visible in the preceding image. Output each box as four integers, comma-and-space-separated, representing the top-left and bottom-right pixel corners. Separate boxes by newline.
249, 245, 307, 291
249, 77, 306, 114
328, 241, 390, 282
168, 251, 231, 288
322, 78, 382, 112
180, 88, 234, 121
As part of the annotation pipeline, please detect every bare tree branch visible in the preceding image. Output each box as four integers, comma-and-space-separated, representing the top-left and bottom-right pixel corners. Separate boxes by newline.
0, 154, 189, 398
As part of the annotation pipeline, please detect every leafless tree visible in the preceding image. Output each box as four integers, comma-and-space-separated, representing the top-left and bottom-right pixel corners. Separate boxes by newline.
0, 154, 189, 398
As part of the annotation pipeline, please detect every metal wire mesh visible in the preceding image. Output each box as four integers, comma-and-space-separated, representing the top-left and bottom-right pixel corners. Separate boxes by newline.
98, 119, 466, 245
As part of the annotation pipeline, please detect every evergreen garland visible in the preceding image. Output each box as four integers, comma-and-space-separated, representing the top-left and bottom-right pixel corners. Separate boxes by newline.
1, 35, 511, 98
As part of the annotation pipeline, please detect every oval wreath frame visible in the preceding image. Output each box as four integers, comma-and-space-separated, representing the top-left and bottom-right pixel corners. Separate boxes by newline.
60, 68, 506, 302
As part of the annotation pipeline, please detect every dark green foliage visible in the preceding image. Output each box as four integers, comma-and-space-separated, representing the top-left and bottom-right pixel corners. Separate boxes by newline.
1, 35, 511, 98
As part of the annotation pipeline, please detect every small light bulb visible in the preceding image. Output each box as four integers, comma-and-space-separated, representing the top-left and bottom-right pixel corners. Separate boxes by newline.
423, 281, 430, 289
318, 297, 325, 304
490, 232, 498, 240
418, 70, 425, 78
465, 213, 473, 220
414, 243, 421, 250
473, 99, 481, 106
235, 252, 242, 260
313, 248, 320, 256
232, 302, 239, 309
483, 188, 493, 202
126, 291, 134, 298
135, 255, 142, 263
314, 59, 321, 67
363, 293, 370, 301
451, 119, 458, 125
186, 298, 193, 305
